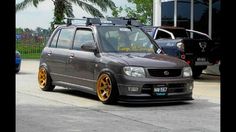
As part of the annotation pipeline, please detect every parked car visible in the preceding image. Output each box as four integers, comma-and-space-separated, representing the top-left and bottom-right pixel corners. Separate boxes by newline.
142, 26, 220, 78
38, 18, 193, 104
16, 50, 21, 73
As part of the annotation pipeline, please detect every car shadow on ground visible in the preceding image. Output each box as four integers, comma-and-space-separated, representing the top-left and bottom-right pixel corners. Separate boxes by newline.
53, 88, 99, 101
117, 101, 192, 107
194, 74, 220, 83
53, 88, 193, 107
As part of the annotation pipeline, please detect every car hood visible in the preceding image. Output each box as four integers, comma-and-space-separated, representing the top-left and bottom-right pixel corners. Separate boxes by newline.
103, 53, 188, 68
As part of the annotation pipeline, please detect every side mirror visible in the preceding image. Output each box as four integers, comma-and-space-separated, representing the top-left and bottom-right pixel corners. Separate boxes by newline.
81, 42, 98, 52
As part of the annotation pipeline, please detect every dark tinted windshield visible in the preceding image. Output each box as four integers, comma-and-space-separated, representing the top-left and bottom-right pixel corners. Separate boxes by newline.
97, 26, 158, 53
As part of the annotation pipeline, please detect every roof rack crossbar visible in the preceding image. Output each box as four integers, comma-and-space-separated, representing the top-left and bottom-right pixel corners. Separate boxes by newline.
65, 17, 101, 26
65, 17, 144, 27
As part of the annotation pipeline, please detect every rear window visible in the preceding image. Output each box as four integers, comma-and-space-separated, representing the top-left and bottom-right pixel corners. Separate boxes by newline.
164, 28, 188, 38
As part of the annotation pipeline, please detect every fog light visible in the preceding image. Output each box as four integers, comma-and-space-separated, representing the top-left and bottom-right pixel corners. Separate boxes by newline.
188, 83, 193, 91
189, 85, 193, 90
128, 87, 139, 92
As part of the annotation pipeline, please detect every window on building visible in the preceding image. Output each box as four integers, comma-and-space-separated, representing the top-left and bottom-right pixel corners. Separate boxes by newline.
162, 1, 174, 26
194, 0, 209, 35
212, 0, 220, 42
177, 0, 191, 28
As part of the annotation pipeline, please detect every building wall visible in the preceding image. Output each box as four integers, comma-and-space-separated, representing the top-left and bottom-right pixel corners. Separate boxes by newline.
161, 0, 220, 41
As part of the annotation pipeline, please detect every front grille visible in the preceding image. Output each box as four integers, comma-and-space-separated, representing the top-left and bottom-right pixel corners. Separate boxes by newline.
148, 69, 182, 77
141, 83, 186, 94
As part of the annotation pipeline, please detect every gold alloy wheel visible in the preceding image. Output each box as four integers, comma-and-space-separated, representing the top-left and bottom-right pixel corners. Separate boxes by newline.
97, 74, 112, 102
38, 67, 47, 89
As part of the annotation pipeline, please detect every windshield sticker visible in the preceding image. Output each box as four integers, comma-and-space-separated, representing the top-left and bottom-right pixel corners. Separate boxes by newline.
156, 48, 162, 54
119, 28, 131, 32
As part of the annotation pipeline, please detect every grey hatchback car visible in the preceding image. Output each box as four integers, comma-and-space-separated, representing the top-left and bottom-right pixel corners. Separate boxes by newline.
38, 18, 193, 104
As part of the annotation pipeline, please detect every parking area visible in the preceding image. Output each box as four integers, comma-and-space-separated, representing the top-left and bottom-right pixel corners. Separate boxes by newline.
16, 59, 220, 132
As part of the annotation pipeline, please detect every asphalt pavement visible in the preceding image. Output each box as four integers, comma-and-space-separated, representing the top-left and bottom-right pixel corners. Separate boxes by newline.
16, 59, 220, 132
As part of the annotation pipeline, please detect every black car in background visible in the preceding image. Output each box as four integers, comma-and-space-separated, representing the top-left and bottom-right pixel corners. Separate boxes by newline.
142, 26, 220, 78
38, 18, 193, 104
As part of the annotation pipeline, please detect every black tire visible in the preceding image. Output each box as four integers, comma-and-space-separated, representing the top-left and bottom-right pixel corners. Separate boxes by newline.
96, 72, 119, 104
16, 69, 20, 73
38, 66, 55, 91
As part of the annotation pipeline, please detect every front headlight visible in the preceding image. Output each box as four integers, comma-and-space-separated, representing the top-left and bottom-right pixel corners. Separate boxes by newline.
183, 67, 192, 77
123, 66, 145, 78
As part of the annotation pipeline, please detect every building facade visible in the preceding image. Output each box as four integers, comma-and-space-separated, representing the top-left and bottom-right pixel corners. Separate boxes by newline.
153, 0, 220, 41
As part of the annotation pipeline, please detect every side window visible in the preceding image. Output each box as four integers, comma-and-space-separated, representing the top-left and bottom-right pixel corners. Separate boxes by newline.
50, 29, 60, 48
57, 28, 74, 49
73, 29, 94, 50
156, 30, 172, 39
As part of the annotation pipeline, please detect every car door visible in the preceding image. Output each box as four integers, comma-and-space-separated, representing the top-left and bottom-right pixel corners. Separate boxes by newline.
45, 27, 75, 82
65, 28, 97, 90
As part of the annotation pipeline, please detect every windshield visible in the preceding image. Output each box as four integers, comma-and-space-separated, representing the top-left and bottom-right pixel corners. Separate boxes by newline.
97, 26, 158, 53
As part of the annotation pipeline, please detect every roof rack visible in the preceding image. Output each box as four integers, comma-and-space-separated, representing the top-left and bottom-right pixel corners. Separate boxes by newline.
107, 17, 144, 27
65, 17, 144, 27
66, 17, 101, 26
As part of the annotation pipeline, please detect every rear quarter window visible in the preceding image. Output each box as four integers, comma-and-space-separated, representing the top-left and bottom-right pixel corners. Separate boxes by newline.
49, 29, 60, 48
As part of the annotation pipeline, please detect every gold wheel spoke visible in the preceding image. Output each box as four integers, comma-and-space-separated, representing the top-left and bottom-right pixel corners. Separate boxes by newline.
102, 91, 107, 97
100, 85, 106, 91
106, 91, 110, 97
101, 79, 106, 85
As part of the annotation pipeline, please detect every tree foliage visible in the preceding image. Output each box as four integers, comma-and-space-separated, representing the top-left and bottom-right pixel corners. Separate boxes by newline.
16, 0, 116, 28
112, 0, 153, 25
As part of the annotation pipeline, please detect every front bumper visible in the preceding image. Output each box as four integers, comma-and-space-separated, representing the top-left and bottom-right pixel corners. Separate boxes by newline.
115, 75, 193, 103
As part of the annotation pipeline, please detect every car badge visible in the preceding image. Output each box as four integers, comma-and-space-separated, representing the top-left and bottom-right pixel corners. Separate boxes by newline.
199, 42, 207, 52
164, 71, 169, 76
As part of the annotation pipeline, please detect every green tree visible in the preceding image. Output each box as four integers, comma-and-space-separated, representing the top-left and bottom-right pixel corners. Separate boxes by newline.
16, 27, 24, 34
16, 0, 116, 26
112, 0, 152, 25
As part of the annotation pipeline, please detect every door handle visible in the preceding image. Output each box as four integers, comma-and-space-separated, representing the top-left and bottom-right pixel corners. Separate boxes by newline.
69, 53, 74, 59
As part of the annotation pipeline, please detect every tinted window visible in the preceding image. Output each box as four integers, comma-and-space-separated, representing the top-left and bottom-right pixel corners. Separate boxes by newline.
73, 29, 94, 50
57, 28, 74, 49
50, 29, 60, 48
156, 30, 172, 39
164, 28, 188, 38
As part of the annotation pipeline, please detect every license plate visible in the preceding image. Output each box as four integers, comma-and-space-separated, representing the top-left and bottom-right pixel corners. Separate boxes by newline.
196, 58, 206, 62
153, 86, 168, 96
195, 58, 209, 66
